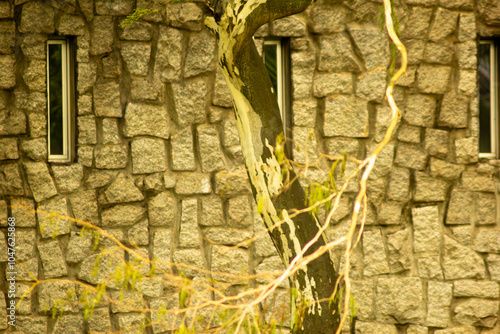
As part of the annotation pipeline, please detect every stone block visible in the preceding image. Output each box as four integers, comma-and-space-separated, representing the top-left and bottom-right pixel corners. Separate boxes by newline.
77, 61, 97, 94
293, 126, 319, 165
313, 72, 352, 97
100, 118, 120, 144
273, 16, 306, 37
426, 282, 452, 328
130, 77, 163, 102
387, 229, 412, 273
155, 27, 183, 82
77, 115, 97, 145
356, 67, 387, 102
457, 41, 477, 69
153, 229, 171, 271
213, 68, 232, 107
9, 197, 35, 227
377, 201, 403, 225
184, 29, 215, 77
52, 164, 84, 193
404, 94, 437, 127
397, 124, 421, 144
131, 138, 167, 174
318, 34, 362, 72
443, 235, 485, 280
22, 59, 45, 92
486, 253, 500, 281
413, 205, 441, 253
66, 231, 92, 263
24, 162, 57, 202
124, 103, 170, 139
198, 124, 225, 172
355, 321, 398, 334
176, 173, 212, 195
452, 225, 472, 246
37, 197, 72, 238
429, 8, 458, 42
166, 2, 203, 31
0, 162, 24, 196
292, 64, 313, 99
0, 1, 13, 18
95, 144, 128, 169
417, 65, 452, 94
53, 315, 83, 334
405, 39, 426, 65
69, 189, 99, 225
102, 204, 145, 227
402, 6, 433, 39
475, 230, 500, 253
120, 21, 152, 40
38, 240, 67, 278
363, 229, 390, 276
458, 69, 476, 96
454, 299, 499, 328
310, 5, 346, 34
121, 42, 151, 76
95, 0, 133, 15
395, 143, 427, 170
15, 317, 47, 334
109, 289, 143, 313
88, 308, 112, 333
101, 53, 121, 78
376, 278, 424, 324
455, 137, 478, 164
0, 137, 18, 160
417, 257, 443, 279
171, 128, 196, 171
200, 196, 223, 227
57, 13, 85, 35
13, 229, 35, 261
324, 137, 360, 158
178, 198, 199, 248
79, 250, 125, 286
323, 95, 368, 137
19, 2, 54, 33
148, 192, 176, 227
454, 280, 500, 298
173, 248, 205, 277
429, 158, 464, 180
446, 190, 473, 225
387, 167, 410, 201
477, 193, 496, 225
203, 227, 253, 246
27, 113, 45, 137
425, 128, 449, 158
172, 78, 207, 127
424, 42, 454, 65
90, 16, 113, 55
38, 281, 77, 313
350, 26, 390, 70
460, 171, 495, 192
414, 172, 448, 202
94, 82, 122, 117
211, 245, 248, 278
438, 91, 469, 128
0, 55, 15, 89
458, 13, 476, 42
227, 196, 253, 227
103, 173, 144, 203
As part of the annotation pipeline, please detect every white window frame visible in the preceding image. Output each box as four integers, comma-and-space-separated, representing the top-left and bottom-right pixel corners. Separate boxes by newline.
263, 39, 284, 119
47, 39, 74, 162
479, 40, 499, 159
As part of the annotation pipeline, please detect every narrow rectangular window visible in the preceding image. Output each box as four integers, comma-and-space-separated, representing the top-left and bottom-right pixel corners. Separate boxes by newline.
263, 39, 291, 154
47, 39, 74, 162
478, 40, 499, 158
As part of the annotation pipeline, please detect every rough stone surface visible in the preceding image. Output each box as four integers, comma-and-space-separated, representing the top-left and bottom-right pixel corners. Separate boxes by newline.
131, 138, 167, 174
475, 230, 500, 253
417, 65, 452, 94
95, 145, 128, 169
0, 162, 24, 196
443, 235, 485, 280
198, 124, 225, 172
94, 82, 122, 117
439, 92, 469, 128
101, 204, 145, 227
313, 72, 353, 97
417, 257, 444, 279
318, 34, 362, 72
184, 29, 215, 77
24, 161, 57, 202
394, 143, 428, 170
149, 192, 176, 227
124, 103, 170, 139
90, 16, 113, 55
37, 197, 71, 238
178, 198, 199, 248
171, 127, 196, 171
356, 67, 387, 102
446, 190, 474, 225
155, 27, 183, 82
425, 128, 449, 158
66, 231, 92, 263
414, 172, 448, 202
376, 278, 424, 324
454, 280, 500, 298
153, 229, 171, 271
19, 2, 54, 33
426, 282, 452, 327
121, 42, 151, 76
477, 193, 496, 225
166, 2, 203, 31
0, 137, 18, 160
387, 229, 412, 273
69, 190, 99, 225
413, 206, 440, 253
38, 240, 67, 278
172, 78, 207, 127
103, 173, 144, 203
404, 94, 437, 127
52, 164, 84, 193
363, 229, 390, 276
323, 95, 369, 137
176, 173, 212, 195
455, 137, 478, 164
454, 299, 499, 328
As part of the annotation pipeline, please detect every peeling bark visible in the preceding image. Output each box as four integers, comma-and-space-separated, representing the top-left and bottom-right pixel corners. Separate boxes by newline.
205, 1, 340, 332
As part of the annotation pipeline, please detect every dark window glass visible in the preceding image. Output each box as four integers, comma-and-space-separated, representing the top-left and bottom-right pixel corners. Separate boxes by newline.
479, 43, 492, 153
48, 43, 64, 155
264, 43, 278, 98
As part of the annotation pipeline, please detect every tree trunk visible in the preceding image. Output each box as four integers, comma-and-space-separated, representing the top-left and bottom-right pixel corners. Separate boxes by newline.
206, 1, 340, 332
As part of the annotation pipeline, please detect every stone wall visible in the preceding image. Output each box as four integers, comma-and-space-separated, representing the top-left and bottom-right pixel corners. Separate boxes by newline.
0, 0, 499, 333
